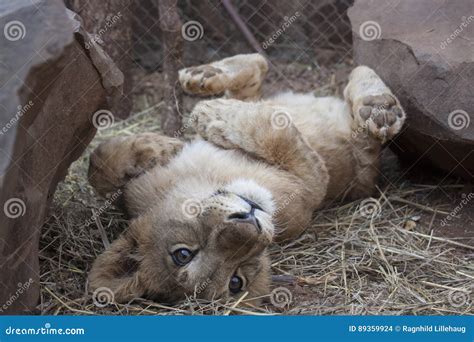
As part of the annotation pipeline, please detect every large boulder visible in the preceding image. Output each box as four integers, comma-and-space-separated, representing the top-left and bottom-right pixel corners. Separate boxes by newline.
0, 0, 122, 313
348, 0, 473, 178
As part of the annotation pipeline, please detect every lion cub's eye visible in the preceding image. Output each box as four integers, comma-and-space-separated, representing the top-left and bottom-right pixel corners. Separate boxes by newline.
229, 274, 244, 294
171, 248, 195, 266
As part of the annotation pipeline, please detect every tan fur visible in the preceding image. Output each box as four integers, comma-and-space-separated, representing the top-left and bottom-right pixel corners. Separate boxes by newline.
88, 54, 406, 304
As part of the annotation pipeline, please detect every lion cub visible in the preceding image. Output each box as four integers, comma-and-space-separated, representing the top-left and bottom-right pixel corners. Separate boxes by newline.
88, 54, 406, 304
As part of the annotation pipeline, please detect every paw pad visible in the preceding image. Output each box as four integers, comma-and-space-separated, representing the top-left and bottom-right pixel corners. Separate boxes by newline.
180, 65, 226, 94
189, 65, 223, 77
357, 93, 406, 142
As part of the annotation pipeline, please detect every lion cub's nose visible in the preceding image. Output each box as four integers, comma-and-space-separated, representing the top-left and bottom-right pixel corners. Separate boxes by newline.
228, 211, 251, 220
228, 210, 262, 232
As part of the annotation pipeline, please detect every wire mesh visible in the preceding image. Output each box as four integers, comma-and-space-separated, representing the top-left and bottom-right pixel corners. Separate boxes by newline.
132, 0, 354, 70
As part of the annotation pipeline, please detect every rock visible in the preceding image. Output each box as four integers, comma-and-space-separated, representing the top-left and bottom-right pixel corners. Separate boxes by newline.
348, 0, 474, 179
0, 0, 123, 313
66, 0, 133, 119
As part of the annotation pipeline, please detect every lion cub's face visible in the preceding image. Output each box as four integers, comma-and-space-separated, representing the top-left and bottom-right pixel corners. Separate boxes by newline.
89, 179, 275, 304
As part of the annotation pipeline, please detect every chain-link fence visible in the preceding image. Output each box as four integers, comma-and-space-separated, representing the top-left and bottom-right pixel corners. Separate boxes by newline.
66, 0, 355, 123
133, 0, 353, 70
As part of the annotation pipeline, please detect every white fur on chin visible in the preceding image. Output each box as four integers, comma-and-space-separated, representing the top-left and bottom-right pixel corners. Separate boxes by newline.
224, 178, 275, 216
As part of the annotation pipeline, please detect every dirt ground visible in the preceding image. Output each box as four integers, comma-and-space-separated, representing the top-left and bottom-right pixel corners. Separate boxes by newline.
38, 58, 473, 315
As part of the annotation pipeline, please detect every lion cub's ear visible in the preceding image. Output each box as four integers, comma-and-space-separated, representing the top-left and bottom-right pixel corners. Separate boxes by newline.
88, 216, 150, 303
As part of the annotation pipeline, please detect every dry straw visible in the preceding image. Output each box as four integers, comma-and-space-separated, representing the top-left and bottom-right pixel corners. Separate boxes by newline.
39, 64, 473, 315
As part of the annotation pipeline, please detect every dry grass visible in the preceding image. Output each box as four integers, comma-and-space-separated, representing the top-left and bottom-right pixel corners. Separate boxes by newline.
38, 62, 473, 316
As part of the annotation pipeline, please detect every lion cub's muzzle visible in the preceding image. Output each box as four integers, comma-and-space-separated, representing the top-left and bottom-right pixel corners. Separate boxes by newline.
202, 192, 274, 252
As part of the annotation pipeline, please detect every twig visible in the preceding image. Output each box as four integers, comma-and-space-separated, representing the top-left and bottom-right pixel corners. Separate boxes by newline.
224, 291, 249, 315
221, 0, 268, 57
93, 211, 110, 249
44, 287, 92, 315
390, 196, 450, 215
395, 228, 474, 250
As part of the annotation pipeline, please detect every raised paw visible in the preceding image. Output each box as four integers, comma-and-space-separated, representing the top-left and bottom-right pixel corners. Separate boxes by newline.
179, 54, 268, 100
179, 65, 228, 96
356, 93, 406, 143
191, 100, 241, 150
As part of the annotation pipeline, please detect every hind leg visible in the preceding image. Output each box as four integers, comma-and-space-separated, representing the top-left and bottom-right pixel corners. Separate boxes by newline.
179, 53, 268, 100
88, 133, 183, 199
343, 66, 407, 199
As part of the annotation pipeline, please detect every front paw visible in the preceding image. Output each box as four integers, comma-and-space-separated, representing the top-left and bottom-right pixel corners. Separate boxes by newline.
199, 120, 239, 150
179, 65, 228, 96
356, 94, 406, 143
192, 101, 239, 150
